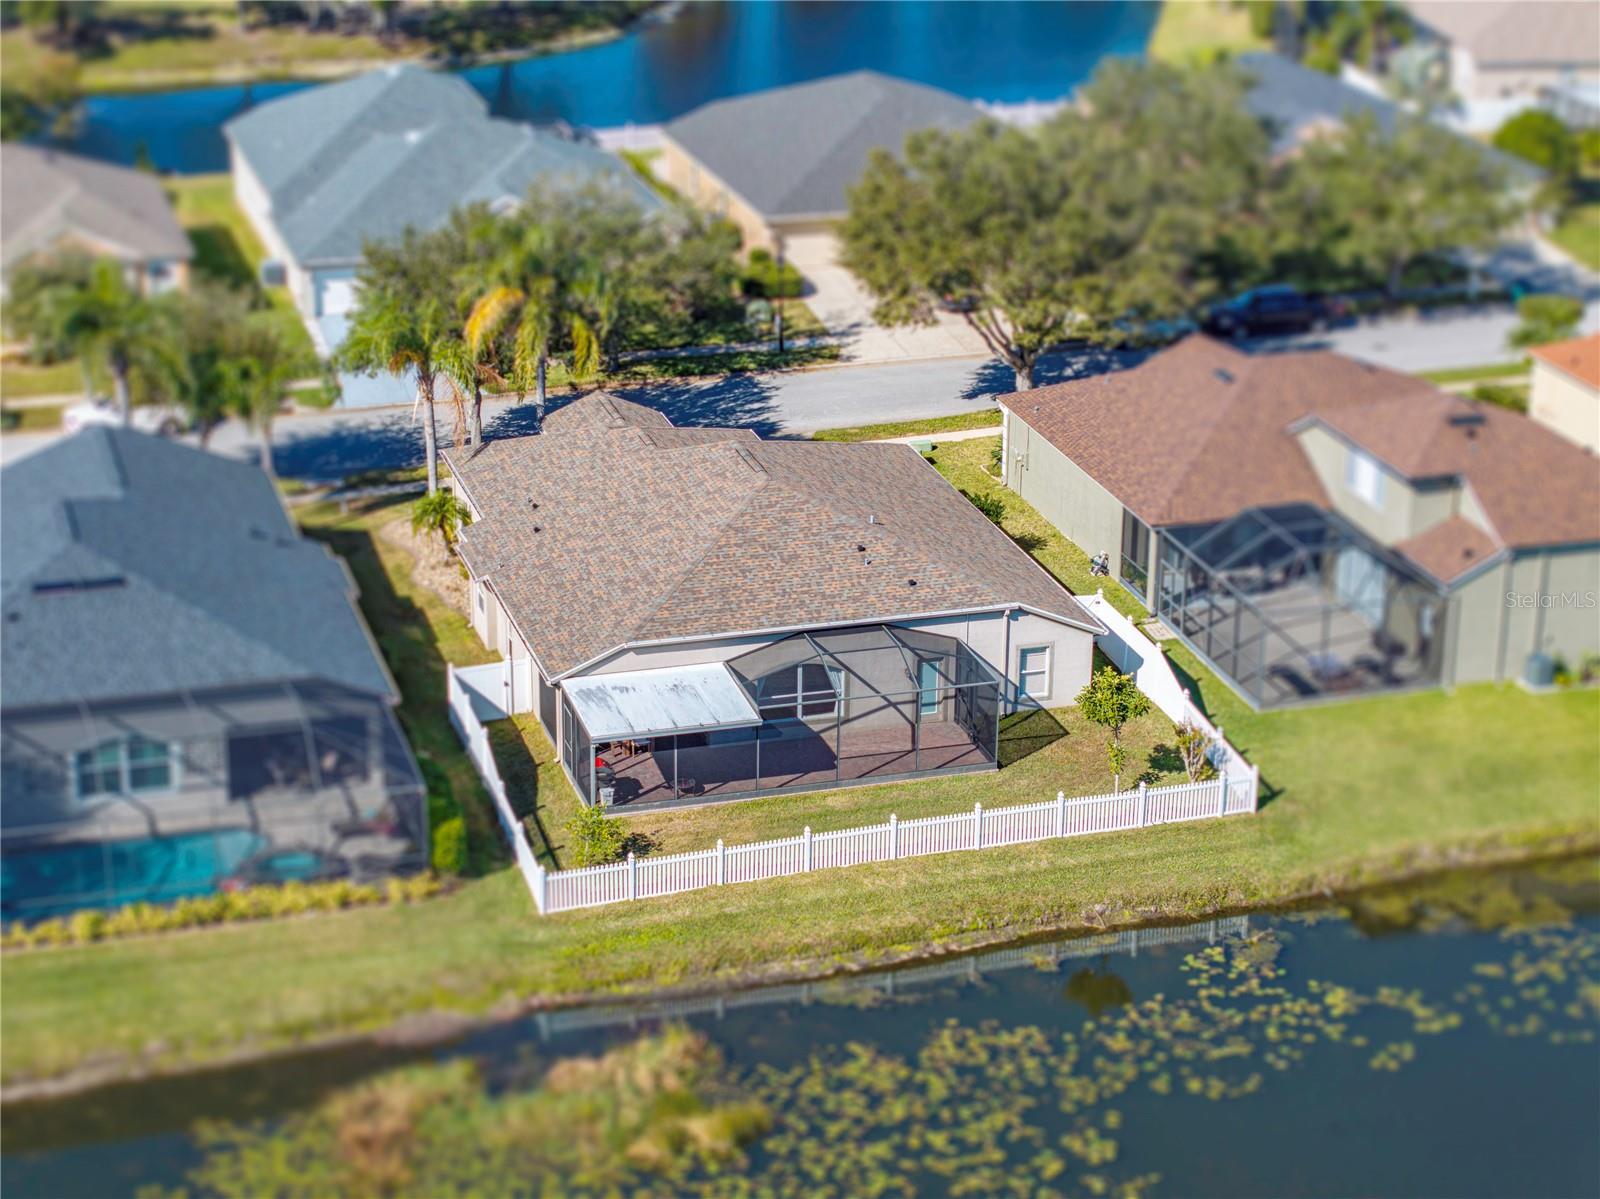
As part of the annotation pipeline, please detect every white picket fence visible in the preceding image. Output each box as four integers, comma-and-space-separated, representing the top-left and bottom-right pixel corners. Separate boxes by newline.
447, 663, 1259, 917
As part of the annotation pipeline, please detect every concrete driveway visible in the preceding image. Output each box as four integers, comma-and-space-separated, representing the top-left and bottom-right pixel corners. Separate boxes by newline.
783, 232, 989, 364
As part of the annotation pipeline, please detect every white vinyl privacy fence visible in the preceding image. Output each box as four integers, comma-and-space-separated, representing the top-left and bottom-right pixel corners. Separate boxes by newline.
448, 662, 1259, 917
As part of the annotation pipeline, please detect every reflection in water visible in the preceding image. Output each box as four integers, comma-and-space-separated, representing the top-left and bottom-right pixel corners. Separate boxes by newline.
7, 859, 1592, 1199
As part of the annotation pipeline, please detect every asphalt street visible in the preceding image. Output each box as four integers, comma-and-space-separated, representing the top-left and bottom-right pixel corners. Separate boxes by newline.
5, 296, 1597, 477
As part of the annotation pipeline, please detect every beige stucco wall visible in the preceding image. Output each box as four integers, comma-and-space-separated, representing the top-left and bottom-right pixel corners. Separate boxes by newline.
230, 142, 316, 323
1004, 408, 1129, 577
1528, 359, 1600, 454
1447, 548, 1600, 683
657, 135, 778, 251
1297, 425, 1478, 545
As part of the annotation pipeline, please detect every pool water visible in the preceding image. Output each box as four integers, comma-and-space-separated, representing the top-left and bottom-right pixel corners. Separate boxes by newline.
1, 829, 264, 921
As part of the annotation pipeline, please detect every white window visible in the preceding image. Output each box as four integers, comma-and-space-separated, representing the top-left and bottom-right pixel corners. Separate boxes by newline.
1018, 645, 1051, 700
73, 736, 176, 799
1345, 448, 1385, 508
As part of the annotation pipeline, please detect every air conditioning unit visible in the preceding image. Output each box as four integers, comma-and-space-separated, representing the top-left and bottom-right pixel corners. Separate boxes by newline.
259, 260, 287, 288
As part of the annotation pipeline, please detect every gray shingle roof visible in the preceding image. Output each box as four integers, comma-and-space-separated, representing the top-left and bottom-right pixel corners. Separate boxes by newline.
446, 392, 1099, 678
0, 144, 193, 270
1238, 52, 1538, 181
0, 428, 394, 709
225, 64, 659, 265
663, 70, 982, 220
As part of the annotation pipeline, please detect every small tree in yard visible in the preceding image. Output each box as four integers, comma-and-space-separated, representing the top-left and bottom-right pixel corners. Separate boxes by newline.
1173, 720, 1218, 783
964, 490, 1006, 525
567, 803, 628, 867
411, 490, 471, 552
1075, 665, 1151, 793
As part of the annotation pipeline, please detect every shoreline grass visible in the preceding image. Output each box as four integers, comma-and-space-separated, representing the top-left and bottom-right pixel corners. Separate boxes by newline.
3, 445, 1597, 1092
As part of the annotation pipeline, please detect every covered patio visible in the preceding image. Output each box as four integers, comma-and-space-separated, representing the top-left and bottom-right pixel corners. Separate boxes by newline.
559, 624, 1004, 809
1154, 504, 1449, 708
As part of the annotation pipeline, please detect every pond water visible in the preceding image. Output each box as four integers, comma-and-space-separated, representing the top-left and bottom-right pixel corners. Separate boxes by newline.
57, 0, 1159, 172
3, 858, 1597, 1197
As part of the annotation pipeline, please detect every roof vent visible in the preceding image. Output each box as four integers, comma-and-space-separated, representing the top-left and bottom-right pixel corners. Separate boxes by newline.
868, 514, 879, 525
532, 524, 542, 533
907, 578, 917, 587
403, 127, 426, 145
32, 576, 125, 596
249, 527, 268, 540
856, 544, 867, 552
1448, 411, 1486, 427
1213, 368, 1235, 384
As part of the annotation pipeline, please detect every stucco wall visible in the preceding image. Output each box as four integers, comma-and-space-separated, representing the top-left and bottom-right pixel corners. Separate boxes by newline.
230, 142, 316, 322
657, 134, 778, 251
1447, 547, 1600, 683
1529, 359, 1600, 454
1004, 408, 1127, 575
1297, 425, 1474, 545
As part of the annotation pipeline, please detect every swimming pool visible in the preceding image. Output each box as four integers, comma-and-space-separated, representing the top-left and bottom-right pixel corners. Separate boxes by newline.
1, 829, 265, 921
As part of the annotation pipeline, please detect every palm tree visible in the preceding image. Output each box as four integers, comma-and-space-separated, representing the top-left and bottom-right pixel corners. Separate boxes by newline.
465, 216, 565, 426
45, 259, 179, 425
219, 315, 298, 473
340, 289, 454, 493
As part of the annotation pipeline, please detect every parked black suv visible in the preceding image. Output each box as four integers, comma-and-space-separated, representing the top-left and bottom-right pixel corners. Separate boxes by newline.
1204, 286, 1340, 339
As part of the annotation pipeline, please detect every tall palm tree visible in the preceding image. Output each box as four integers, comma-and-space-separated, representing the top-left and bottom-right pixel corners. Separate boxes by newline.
45, 259, 178, 425
340, 290, 454, 493
220, 314, 298, 473
465, 217, 565, 426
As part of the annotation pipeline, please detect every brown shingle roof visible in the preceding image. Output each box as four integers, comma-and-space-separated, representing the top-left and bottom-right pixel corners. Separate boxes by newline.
1005, 335, 1600, 554
446, 392, 1098, 676
1393, 516, 1501, 585
1529, 334, 1600, 391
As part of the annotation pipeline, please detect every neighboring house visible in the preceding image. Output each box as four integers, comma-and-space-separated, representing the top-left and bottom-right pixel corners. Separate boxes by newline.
0, 428, 426, 921
1238, 52, 1538, 183
1000, 336, 1600, 709
0, 144, 192, 296
1528, 333, 1600, 454
657, 70, 982, 251
224, 64, 659, 357
1405, 1, 1600, 131
444, 391, 1104, 810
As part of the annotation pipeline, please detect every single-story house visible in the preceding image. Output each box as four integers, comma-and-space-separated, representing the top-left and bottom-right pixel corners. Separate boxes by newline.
444, 391, 1104, 809
0, 144, 193, 296
1237, 52, 1538, 183
657, 70, 982, 252
999, 336, 1600, 708
1405, 1, 1600, 131
1528, 333, 1600, 454
0, 428, 426, 920
223, 64, 659, 359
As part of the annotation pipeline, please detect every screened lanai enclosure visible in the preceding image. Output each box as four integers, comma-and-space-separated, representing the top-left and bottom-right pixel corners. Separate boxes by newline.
560, 625, 1004, 808
0, 682, 428, 922
1153, 505, 1448, 708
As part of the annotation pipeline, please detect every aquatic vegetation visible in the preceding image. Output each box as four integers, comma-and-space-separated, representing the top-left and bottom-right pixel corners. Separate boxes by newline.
145, 870, 1600, 1199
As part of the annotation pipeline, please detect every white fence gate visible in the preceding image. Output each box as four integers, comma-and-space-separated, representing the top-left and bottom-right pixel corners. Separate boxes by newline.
447, 661, 1259, 917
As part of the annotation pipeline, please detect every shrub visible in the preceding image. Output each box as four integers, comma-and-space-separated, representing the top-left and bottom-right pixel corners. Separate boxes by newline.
1508, 294, 1583, 348
1469, 383, 1527, 413
1492, 110, 1577, 177
431, 816, 468, 876
566, 803, 628, 867
987, 439, 1003, 476
962, 489, 1006, 525
741, 248, 804, 299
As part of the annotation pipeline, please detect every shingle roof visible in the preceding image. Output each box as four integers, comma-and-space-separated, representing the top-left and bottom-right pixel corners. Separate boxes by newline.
446, 392, 1099, 677
0, 144, 193, 270
1394, 515, 1501, 585
1237, 52, 1538, 181
1408, 2, 1600, 68
0, 428, 394, 709
663, 70, 982, 220
1529, 333, 1600, 391
1003, 335, 1600, 557
225, 64, 659, 265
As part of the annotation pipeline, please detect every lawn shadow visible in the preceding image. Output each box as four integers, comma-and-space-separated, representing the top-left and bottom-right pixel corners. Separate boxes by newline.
305, 519, 505, 875
486, 719, 561, 869
1141, 742, 1184, 785
997, 706, 1067, 768
185, 223, 257, 290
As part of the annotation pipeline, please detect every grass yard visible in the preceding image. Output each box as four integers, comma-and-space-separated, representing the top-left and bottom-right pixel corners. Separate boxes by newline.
0, 359, 84, 401
1146, 0, 1269, 65
812, 408, 1003, 442
3, 445, 1598, 1090
1549, 202, 1600, 273
0, 403, 65, 431
1417, 361, 1531, 386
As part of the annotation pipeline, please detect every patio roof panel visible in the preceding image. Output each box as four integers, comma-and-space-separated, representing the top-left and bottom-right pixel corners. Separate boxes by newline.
565, 663, 762, 741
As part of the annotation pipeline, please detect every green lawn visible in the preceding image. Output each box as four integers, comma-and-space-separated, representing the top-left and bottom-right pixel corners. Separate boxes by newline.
0, 403, 64, 431
166, 173, 320, 375
0, 359, 85, 401
1418, 361, 1531, 385
811, 408, 1003, 442
1146, 0, 1270, 64
3, 445, 1597, 1090
1549, 202, 1600, 273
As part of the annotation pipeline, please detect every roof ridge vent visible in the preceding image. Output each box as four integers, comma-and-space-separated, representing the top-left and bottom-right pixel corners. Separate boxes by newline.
1213, 368, 1235, 384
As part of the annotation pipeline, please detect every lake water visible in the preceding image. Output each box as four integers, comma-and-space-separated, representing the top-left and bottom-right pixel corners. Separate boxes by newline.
3, 858, 1597, 1197
59, 0, 1159, 172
